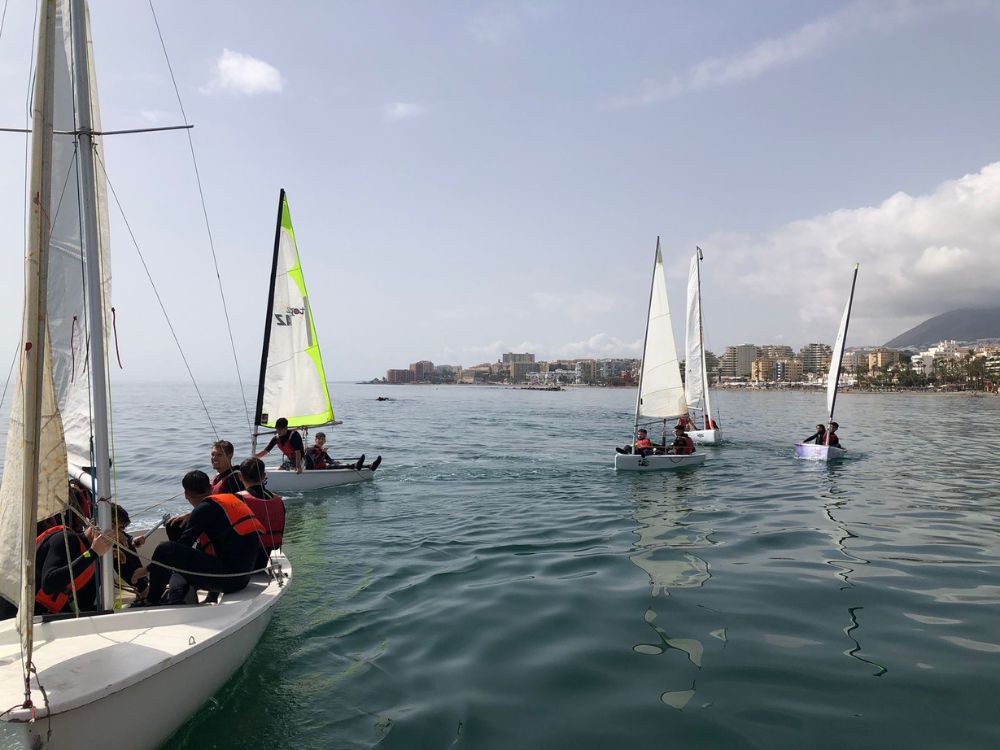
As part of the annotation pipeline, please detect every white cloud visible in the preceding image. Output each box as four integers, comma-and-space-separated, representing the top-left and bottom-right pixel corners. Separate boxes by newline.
703, 161, 1000, 345
200, 49, 283, 96
553, 333, 642, 359
385, 102, 426, 121
139, 109, 171, 124
531, 290, 618, 321
610, 0, 958, 108
468, 1, 552, 46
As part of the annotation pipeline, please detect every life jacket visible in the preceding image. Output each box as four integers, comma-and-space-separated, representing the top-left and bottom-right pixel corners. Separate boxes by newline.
826, 432, 840, 447
635, 437, 652, 449
277, 433, 298, 461
35, 526, 96, 614
674, 436, 695, 454
237, 489, 285, 551
196, 494, 267, 557
210, 468, 242, 494
306, 446, 328, 470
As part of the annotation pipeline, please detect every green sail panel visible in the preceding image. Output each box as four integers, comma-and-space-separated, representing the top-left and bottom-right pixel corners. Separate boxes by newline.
257, 193, 334, 429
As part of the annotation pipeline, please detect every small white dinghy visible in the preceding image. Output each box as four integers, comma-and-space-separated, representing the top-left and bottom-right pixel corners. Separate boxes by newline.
794, 263, 859, 462
615, 239, 706, 472
684, 247, 723, 445
0, 3, 291, 746
251, 190, 375, 492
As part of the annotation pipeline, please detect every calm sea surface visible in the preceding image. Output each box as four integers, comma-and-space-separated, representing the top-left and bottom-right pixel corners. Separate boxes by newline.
3, 383, 1000, 749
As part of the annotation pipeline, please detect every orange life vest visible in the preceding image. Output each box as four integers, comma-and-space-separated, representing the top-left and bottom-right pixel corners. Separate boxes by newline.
635, 437, 652, 449
196, 494, 266, 557
237, 489, 285, 551
35, 525, 96, 614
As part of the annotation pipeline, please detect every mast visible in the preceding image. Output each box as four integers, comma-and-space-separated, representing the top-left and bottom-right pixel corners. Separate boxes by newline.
19, 0, 57, 693
695, 247, 713, 425
827, 263, 860, 425
70, 0, 114, 611
252, 188, 285, 453
632, 238, 660, 438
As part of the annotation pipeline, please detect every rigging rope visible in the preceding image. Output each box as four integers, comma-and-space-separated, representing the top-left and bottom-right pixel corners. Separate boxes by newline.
91, 148, 220, 440
147, 0, 253, 443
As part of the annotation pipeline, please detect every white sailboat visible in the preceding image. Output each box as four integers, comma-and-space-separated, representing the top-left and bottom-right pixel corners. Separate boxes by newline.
684, 247, 722, 444
0, 2, 290, 747
251, 190, 374, 492
615, 239, 706, 472
795, 263, 860, 461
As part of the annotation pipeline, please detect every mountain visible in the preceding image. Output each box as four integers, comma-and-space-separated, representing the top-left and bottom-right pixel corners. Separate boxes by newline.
885, 308, 1000, 349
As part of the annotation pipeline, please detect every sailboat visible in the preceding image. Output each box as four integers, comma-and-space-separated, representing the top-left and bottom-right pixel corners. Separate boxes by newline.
615, 239, 706, 472
795, 263, 860, 461
250, 190, 375, 492
683, 247, 722, 444
0, 2, 290, 747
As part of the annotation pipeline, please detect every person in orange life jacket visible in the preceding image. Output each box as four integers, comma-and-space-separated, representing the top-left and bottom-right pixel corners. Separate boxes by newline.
137, 470, 264, 606
615, 428, 661, 457
237, 457, 286, 569
34, 502, 145, 615
255, 417, 305, 473
802, 424, 826, 444
210, 439, 245, 494
305, 432, 383, 472
665, 425, 696, 455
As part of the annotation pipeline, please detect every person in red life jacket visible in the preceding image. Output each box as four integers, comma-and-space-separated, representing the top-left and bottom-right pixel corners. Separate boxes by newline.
255, 417, 305, 473
676, 415, 693, 432
237, 457, 286, 569
305, 432, 383, 472
665, 424, 696, 455
615, 428, 662, 457
802, 424, 826, 445
138, 470, 264, 607
826, 422, 842, 448
34, 502, 145, 615
209, 439, 245, 494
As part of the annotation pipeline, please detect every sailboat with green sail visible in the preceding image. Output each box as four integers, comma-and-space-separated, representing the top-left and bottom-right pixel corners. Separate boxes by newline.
251, 190, 376, 491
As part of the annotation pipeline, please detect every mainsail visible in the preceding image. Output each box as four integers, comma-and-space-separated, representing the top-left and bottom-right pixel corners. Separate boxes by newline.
684, 248, 710, 420
0, 0, 112, 610
827, 263, 860, 422
254, 190, 334, 430
635, 239, 687, 423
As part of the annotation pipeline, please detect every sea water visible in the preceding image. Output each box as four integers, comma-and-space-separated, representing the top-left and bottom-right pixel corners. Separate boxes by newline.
4, 383, 1000, 749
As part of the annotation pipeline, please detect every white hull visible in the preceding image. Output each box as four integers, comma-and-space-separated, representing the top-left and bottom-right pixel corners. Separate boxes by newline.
686, 428, 722, 445
0, 553, 291, 750
265, 466, 373, 492
794, 443, 846, 461
614, 453, 706, 472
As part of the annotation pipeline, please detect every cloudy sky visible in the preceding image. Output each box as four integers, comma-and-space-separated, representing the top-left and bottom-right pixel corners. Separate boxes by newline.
0, 0, 998, 383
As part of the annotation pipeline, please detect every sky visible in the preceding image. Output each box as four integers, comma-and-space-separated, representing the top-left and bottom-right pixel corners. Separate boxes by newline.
0, 0, 998, 384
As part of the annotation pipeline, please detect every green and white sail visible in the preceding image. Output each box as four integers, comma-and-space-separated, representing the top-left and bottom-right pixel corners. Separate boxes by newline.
254, 189, 334, 431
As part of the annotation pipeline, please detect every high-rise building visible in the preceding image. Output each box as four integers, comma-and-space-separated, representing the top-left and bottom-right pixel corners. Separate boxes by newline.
575, 359, 597, 384
760, 344, 794, 360
386, 369, 412, 384
409, 360, 435, 381
867, 348, 900, 370
774, 357, 802, 382
510, 361, 533, 382
502, 352, 535, 364
720, 344, 758, 378
799, 343, 832, 373
751, 357, 773, 382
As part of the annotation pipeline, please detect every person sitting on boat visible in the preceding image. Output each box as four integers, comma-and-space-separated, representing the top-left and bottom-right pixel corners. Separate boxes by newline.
255, 417, 305, 473
802, 424, 827, 444
35, 502, 146, 615
676, 415, 694, 432
305, 433, 382, 472
139, 471, 265, 607
210, 439, 245, 494
616, 428, 660, 457
665, 425, 696, 455
236, 458, 286, 570
826, 422, 842, 448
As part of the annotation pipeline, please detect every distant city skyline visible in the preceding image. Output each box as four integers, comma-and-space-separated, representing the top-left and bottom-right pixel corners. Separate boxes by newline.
1, 2, 999, 382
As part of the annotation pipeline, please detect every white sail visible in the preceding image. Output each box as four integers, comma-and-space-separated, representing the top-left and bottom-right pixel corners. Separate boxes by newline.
637, 244, 687, 421
827, 264, 859, 421
255, 191, 334, 429
684, 251, 705, 416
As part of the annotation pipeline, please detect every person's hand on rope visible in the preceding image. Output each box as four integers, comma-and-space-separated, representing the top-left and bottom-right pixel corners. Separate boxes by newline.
90, 530, 114, 556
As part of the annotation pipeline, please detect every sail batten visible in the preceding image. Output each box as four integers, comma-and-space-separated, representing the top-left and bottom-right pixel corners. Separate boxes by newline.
255, 191, 334, 430
636, 241, 687, 422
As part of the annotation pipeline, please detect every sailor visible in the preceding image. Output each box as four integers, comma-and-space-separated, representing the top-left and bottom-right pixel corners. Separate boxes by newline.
140, 471, 264, 606
255, 417, 305, 473
615, 428, 657, 457
236, 458, 286, 569
665, 425, 696, 455
35, 502, 145, 615
802, 424, 827, 444
826, 422, 842, 448
305, 433, 382, 472
209, 439, 245, 494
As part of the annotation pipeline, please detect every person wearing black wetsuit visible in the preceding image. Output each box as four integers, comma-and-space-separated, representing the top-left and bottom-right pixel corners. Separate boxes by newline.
209, 439, 245, 494
35, 503, 144, 615
803, 424, 827, 444
254, 417, 306, 472
144, 471, 263, 606
665, 425, 696, 455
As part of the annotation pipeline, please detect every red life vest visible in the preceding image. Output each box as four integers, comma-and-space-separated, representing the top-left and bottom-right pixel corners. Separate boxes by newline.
635, 437, 652, 449
306, 447, 328, 469
680, 436, 695, 454
277, 433, 298, 461
237, 490, 286, 551
196, 494, 266, 557
35, 525, 96, 614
